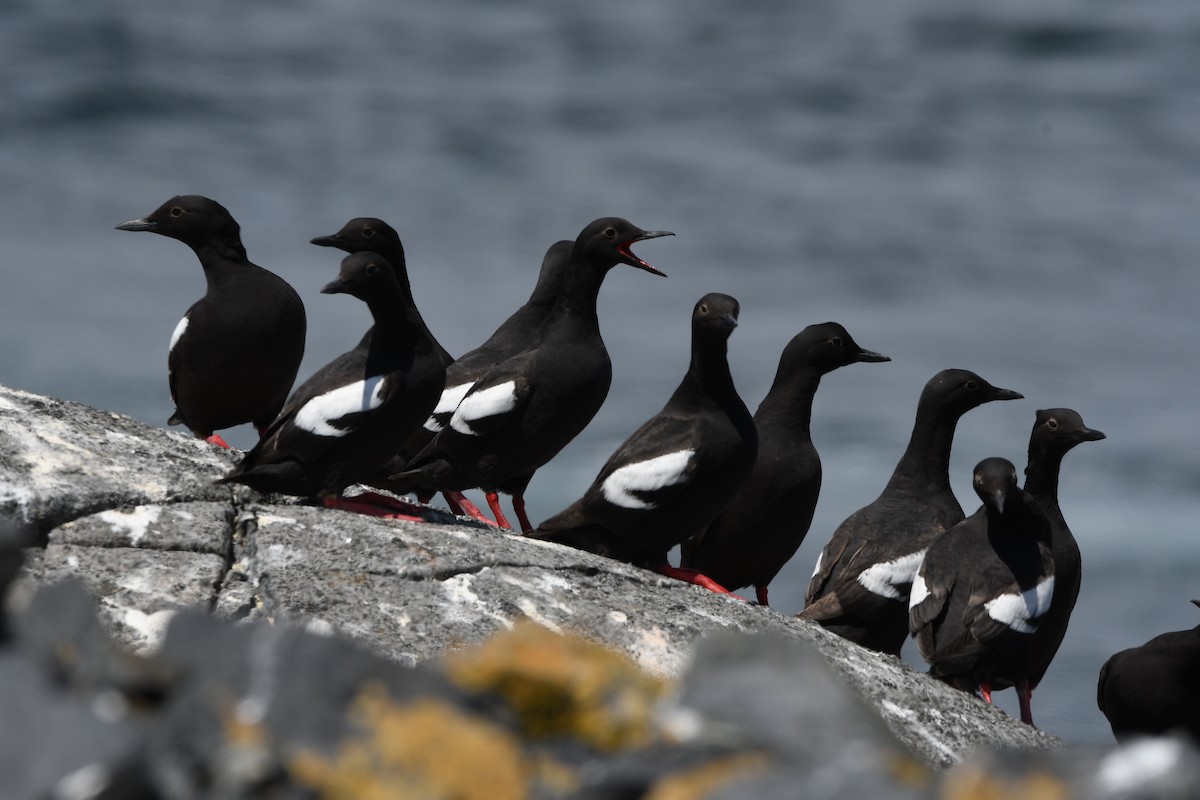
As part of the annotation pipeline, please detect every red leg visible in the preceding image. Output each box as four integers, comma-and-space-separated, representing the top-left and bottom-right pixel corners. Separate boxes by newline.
979, 682, 993, 704
322, 495, 423, 522
1017, 681, 1036, 727
443, 492, 465, 516
485, 492, 514, 530
755, 584, 769, 606
445, 492, 501, 528
512, 494, 534, 533
349, 491, 430, 517
418, 490, 435, 505
653, 564, 744, 600
204, 434, 231, 449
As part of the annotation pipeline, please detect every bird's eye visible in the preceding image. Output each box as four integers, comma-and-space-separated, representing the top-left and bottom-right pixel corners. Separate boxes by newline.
965, 380, 979, 391
1046, 418, 1058, 431
699, 303, 709, 314
169, 206, 184, 218
362, 226, 375, 238
603, 227, 617, 239
365, 263, 380, 277
831, 336, 843, 348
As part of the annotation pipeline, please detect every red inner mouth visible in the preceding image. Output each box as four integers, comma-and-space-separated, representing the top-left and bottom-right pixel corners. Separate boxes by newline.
618, 241, 655, 271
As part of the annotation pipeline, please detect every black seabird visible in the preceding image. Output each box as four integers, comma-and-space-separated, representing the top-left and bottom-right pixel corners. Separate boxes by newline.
116, 195, 306, 447
1005, 409, 1105, 718
527, 293, 757, 593
219, 252, 445, 515
414, 239, 573, 528
388, 217, 672, 531
909, 457, 1055, 726
680, 322, 889, 606
799, 368, 1023, 654
310, 217, 453, 369
1097, 600, 1200, 740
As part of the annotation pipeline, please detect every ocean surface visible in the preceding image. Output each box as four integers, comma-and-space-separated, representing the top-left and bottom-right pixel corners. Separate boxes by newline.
3, 0, 1198, 745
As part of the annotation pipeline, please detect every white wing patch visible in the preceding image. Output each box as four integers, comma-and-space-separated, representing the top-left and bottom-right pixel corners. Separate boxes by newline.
856, 549, 927, 600
423, 382, 472, 432
449, 381, 518, 435
984, 576, 1055, 634
908, 570, 930, 609
600, 449, 694, 510
293, 376, 386, 438
169, 316, 189, 354
810, 550, 823, 579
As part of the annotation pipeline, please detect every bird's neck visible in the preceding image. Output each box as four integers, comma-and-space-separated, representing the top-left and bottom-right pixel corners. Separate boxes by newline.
755, 368, 821, 439
1024, 448, 1065, 509
888, 405, 960, 492
193, 239, 251, 287
546, 264, 606, 332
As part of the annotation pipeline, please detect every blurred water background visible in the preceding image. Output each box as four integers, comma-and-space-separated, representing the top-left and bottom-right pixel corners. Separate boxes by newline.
3, 0, 1199, 745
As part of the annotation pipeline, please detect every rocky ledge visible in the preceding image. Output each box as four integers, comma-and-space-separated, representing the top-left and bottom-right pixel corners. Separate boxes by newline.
2, 384, 1197, 799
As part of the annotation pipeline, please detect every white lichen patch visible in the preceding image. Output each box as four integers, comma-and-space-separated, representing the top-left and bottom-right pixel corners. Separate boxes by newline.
441, 573, 514, 629
625, 625, 684, 677
254, 514, 298, 527
112, 605, 176, 653
881, 699, 958, 764
608, 611, 629, 625
515, 597, 564, 634
97, 505, 162, 546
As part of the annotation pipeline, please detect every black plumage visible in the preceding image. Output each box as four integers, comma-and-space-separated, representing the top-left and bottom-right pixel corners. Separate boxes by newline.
388, 218, 672, 530
680, 322, 889, 606
909, 457, 1055, 725
219, 252, 445, 509
527, 293, 757, 592
116, 195, 306, 445
1005, 409, 1105, 714
310, 217, 453, 368
1097, 600, 1200, 741
800, 368, 1023, 655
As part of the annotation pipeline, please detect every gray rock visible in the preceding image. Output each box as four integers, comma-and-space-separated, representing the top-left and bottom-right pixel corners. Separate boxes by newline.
3, 382, 1075, 795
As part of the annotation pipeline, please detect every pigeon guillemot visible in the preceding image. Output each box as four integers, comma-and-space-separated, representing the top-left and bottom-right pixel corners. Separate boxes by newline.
218, 252, 445, 514
1097, 600, 1200, 741
115, 195, 306, 447
527, 293, 757, 593
388, 218, 672, 531
310, 217, 453, 369
799, 368, 1023, 655
680, 322, 889, 606
998, 409, 1104, 720
909, 457, 1055, 726
414, 239, 573, 529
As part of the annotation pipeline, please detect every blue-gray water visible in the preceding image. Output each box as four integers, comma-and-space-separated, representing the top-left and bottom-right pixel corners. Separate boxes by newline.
3, 0, 1198, 745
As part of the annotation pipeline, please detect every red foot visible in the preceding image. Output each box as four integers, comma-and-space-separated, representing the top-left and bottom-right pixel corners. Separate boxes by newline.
755, 585, 769, 606
446, 492, 501, 528
204, 434, 231, 449
512, 495, 534, 533
979, 682, 993, 704
321, 496, 423, 522
654, 564, 744, 600
486, 492, 514, 531
350, 491, 430, 517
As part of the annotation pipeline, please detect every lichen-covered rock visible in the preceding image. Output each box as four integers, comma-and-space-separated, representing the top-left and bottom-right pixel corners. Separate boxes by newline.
21, 382, 1187, 798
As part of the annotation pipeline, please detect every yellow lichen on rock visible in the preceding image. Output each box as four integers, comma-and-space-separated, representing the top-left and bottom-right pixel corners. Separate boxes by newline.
290, 685, 530, 800
643, 754, 770, 800
444, 621, 668, 750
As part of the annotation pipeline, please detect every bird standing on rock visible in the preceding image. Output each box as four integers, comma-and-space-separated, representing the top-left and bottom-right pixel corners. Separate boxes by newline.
219, 252, 445, 518
908, 457, 1055, 726
387, 217, 673, 531
999, 408, 1104, 721
800, 369, 1023, 654
115, 195, 306, 448
681, 322, 889, 606
527, 293, 757, 594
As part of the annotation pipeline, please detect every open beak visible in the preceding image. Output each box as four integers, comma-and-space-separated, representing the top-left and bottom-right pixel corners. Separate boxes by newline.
618, 230, 673, 276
